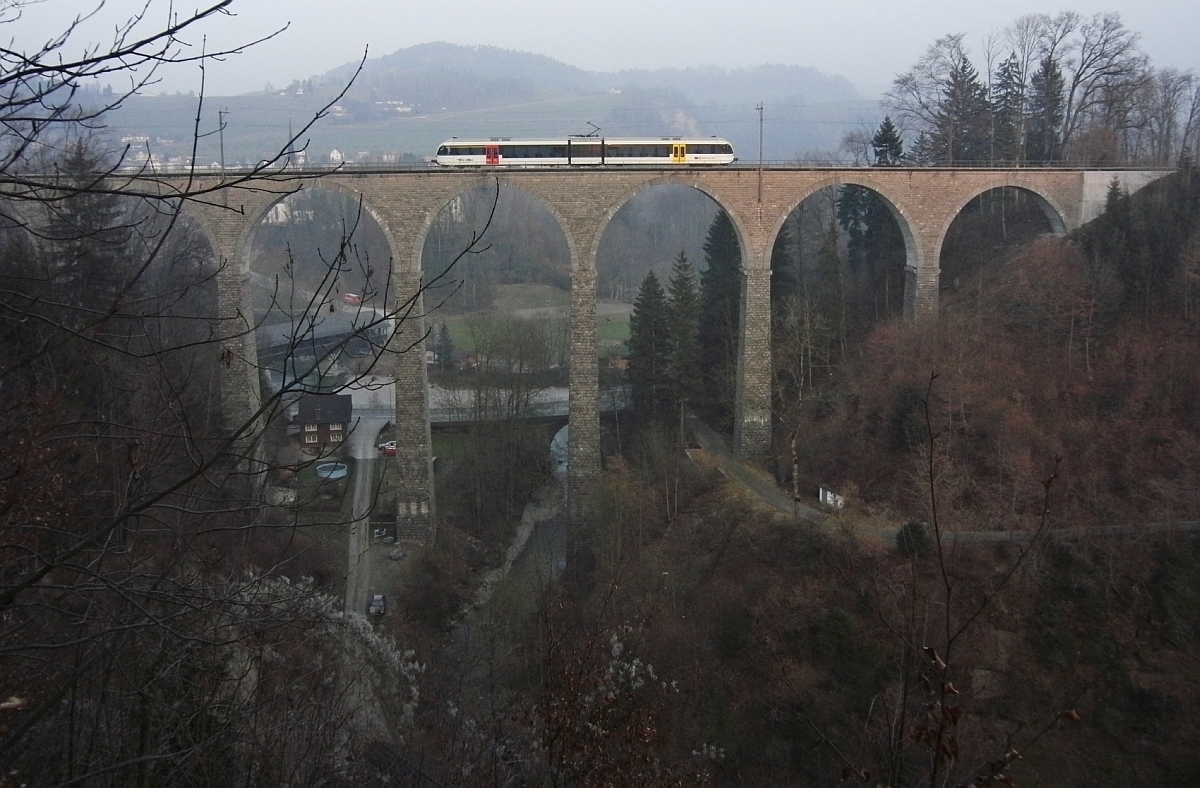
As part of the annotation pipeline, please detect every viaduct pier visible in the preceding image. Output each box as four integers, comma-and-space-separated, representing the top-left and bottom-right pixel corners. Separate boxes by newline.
158, 165, 1167, 540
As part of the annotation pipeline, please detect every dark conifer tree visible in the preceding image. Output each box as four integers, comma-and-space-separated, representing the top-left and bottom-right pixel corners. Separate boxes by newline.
916, 56, 991, 165
435, 322, 455, 371
872, 116, 905, 166
627, 270, 672, 421
908, 130, 936, 165
1080, 174, 1200, 317
835, 118, 907, 328
815, 223, 846, 356
698, 211, 742, 431
666, 250, 701, 414
1026, 55, 1065, 164
992, 53, 1026, 163
43, 140, 135, 315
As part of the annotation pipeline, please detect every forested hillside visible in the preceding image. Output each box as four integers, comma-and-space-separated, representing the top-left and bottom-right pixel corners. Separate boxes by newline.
790, 169, 1200, 531
391, 167, 1200, 788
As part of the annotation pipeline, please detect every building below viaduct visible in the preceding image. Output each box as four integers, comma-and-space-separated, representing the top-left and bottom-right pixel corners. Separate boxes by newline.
149, 166, 1166, 541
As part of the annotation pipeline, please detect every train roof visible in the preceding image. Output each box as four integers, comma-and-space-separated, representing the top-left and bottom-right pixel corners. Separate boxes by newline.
438, 136, 732, 146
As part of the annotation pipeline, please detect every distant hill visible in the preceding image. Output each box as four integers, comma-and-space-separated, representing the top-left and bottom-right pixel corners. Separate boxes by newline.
325, 42, 600, 95
321, 43, 858, 105
92, 43, 878, 166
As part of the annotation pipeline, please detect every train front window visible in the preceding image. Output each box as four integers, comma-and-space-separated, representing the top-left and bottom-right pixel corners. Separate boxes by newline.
437, 146, 448, 156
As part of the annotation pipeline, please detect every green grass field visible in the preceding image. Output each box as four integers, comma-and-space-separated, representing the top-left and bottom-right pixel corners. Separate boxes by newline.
429, 284, 630, 355
493, 283, 570, 311
596, 312, 630, 348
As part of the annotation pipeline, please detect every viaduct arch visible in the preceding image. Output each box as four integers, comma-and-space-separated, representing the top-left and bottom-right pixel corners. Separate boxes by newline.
163, 166, 1166, 541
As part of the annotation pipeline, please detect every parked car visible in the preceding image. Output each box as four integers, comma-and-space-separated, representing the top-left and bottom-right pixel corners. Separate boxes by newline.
377, 440, 396, 457
368, 593, 386, 618
341, 293, 362, 305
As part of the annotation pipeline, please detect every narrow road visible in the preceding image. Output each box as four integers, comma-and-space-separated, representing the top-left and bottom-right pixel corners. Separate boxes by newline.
685, 414, 1200, 544
686, 414, 825, 525
343, 415, 389, 615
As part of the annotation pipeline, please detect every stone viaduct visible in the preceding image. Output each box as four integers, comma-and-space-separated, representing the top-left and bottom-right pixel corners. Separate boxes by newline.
163, 166, 1166, 541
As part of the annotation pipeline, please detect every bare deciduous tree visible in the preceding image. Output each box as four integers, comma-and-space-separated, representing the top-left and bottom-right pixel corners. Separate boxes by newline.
0, 4, 475, 785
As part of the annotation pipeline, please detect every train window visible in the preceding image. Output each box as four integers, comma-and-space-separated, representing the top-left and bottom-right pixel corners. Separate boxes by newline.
437, 146, 449, 156
656, 145, 668, 157
721, 144, 733, 154
552, 146, 566, 157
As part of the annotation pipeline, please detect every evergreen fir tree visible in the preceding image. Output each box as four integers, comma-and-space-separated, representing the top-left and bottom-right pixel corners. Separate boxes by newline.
627, 271, 672, 421
991, 53, 1026, 164
1026, 56, 1065, 164
698, 211, 742, 431
815, 223, 846, 355
666, 249, 701, 414
43, 139, 134, 315
929, 55, 992, 165
908, 130, 937, 166
836, 184, 872, 249
833, 117, 907, 329
435, 322, 454, 371
872, 116, 905, 166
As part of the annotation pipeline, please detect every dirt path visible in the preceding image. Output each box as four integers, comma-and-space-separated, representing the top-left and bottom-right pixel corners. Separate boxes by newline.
684, 414, 1200, 545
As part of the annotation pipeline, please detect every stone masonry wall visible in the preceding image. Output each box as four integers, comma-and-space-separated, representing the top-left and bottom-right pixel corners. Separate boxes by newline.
734, 267, 773, 458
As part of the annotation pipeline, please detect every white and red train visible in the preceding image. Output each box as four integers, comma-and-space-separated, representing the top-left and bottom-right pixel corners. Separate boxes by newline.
433, 137, 736, 167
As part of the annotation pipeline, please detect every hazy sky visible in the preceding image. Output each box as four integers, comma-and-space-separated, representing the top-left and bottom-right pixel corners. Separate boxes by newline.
16, 1, 1200, 97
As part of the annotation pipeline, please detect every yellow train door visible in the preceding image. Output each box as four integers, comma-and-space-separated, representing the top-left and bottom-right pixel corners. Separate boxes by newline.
672, 143, 687, 164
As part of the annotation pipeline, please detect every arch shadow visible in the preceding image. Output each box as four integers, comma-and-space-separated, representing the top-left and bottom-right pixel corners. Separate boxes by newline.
767, 174, 921, 274
230, 181, 407, 280
933, 180, 1070, 268
414, 175, 580, 277
590, 175, 754, 271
